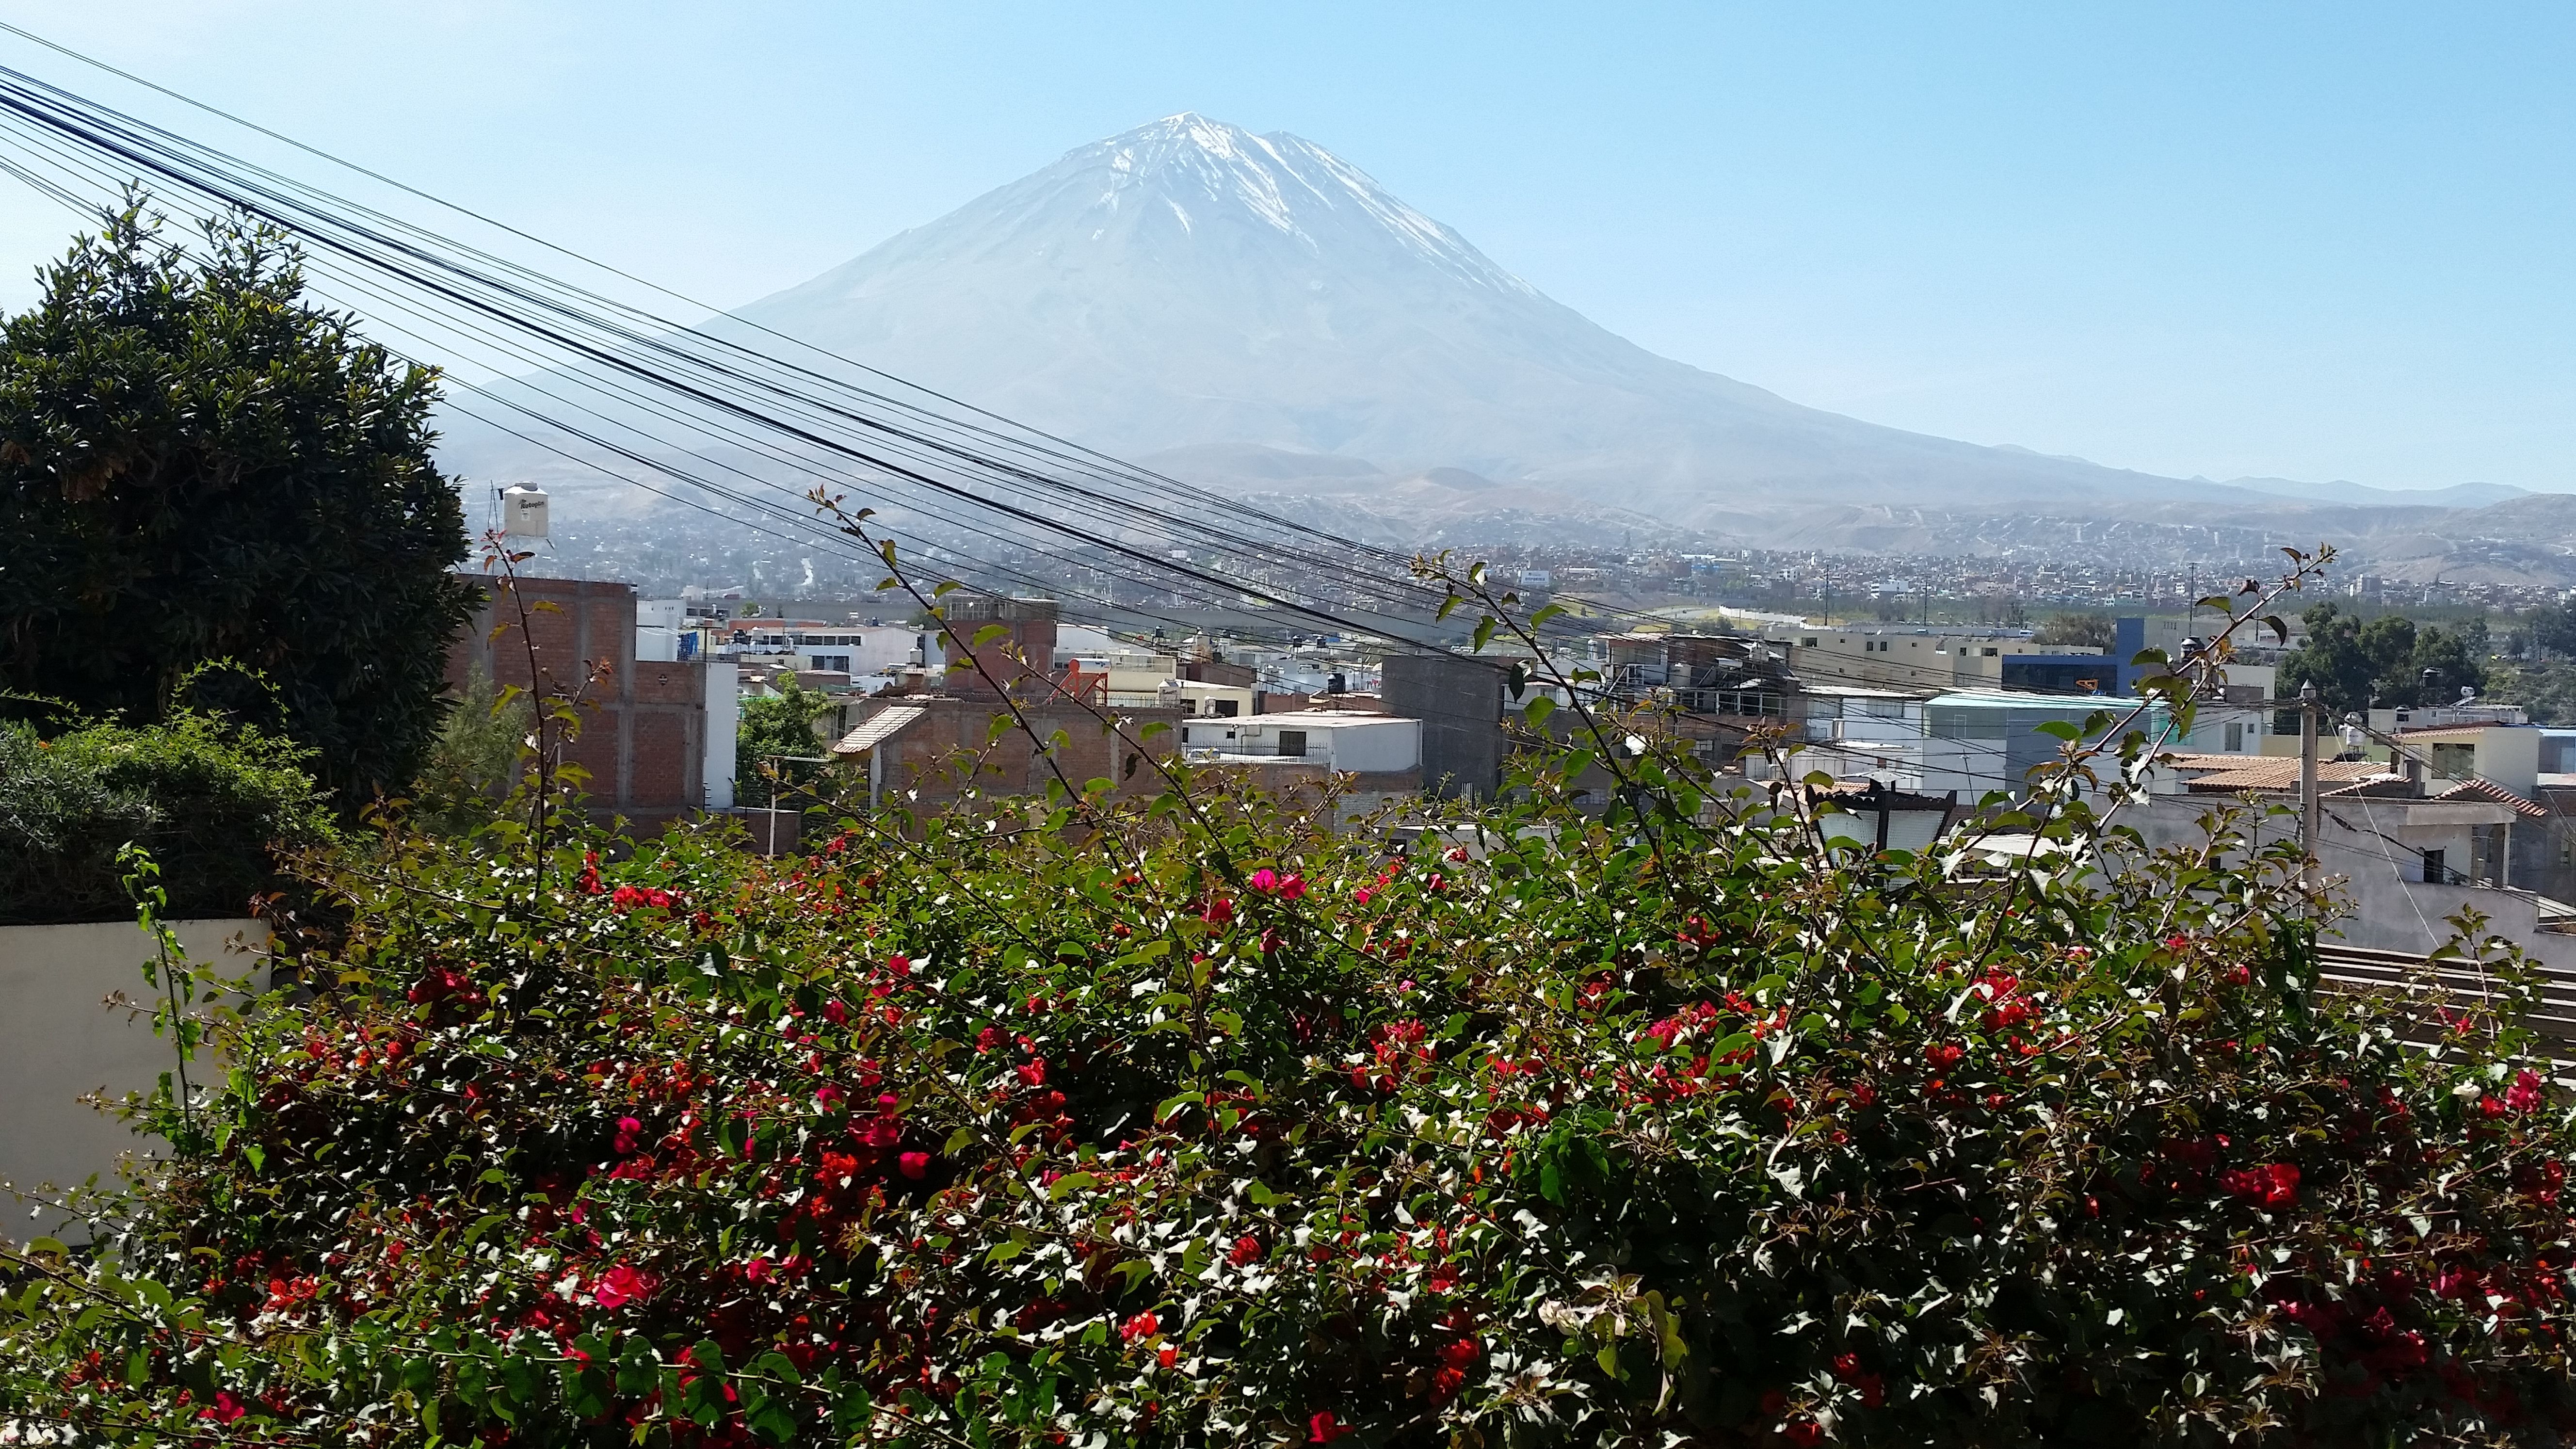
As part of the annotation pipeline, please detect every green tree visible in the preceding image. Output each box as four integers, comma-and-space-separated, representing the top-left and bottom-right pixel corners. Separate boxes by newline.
2529, 598, 2576, 660
0, 708, 331, 925
2279, 602, 2486, 714
733, 671, 835, 807
0, 203, 474, 805
2030, 611, 2114, 649
410, 661, 536, 833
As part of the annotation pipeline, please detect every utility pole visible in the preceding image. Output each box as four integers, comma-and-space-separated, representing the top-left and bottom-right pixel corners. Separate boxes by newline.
2298, 682, 2320, 890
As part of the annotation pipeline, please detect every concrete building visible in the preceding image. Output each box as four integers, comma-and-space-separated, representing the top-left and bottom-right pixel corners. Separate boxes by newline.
1772, 627, 2111, 694
1383, 653, 1510, 800
446, 575, 737, 827
1179, 709, 1425, 828
822, 595, 1188, 820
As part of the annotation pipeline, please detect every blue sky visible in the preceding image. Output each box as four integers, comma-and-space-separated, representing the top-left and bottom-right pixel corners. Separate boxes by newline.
0, 1, 2569, 492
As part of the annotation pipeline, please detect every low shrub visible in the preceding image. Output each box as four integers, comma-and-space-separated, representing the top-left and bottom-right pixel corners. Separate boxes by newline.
0, 710, 331, 925
3, 746, 2573, 1446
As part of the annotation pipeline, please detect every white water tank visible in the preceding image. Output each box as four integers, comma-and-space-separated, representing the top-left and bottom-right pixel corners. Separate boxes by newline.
501, 484, 550, 539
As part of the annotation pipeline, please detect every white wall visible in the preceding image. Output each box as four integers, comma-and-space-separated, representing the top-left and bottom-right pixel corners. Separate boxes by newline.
0, 919, 266, 1245
703, 662, 739, 810
1311, 719, 1421, 773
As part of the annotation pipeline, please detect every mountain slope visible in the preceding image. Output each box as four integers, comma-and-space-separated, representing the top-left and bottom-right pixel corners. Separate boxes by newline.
706, 114, 2260, 526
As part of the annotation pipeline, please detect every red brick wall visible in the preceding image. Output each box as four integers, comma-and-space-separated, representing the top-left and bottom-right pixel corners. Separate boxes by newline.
860, 697, 1185, 818
447, 574, 710, 828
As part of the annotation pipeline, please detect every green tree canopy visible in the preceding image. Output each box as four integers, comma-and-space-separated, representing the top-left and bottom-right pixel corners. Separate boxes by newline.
2278, 601, 2488, 715
2030, 611, 2114, 650
734, 671, 836, 807
0, 203, 474, 803
0, 707, 331, 925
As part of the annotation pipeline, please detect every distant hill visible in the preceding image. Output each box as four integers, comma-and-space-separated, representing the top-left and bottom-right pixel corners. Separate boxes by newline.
2222, 477, 2532, 509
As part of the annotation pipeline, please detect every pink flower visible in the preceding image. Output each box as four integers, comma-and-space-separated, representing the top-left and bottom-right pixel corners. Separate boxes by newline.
821, 1000, 849, 1026
1277, 874, 1306, 901
1248, 869, 1279, 893
592, 1262, 652, 1309
815, 1084, 847, 1109
899, 1151, 931, 1180
612, 1116, 643, 1154
745, 1256, 772, 1283
2508, 1069, 2545, 1113
1352, 887, 1374, 905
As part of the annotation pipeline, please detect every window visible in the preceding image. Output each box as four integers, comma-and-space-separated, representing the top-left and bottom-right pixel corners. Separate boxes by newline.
1211, 699, 1239, 718
2431, 742, 2475, 779
2224, 723, 2244, 751
2422, 848, 2447, 885
1982, 647, 1999, 657
1278, 730, 1308, 758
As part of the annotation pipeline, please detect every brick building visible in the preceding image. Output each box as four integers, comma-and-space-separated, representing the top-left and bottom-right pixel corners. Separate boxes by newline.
445, 574, 736, 830
825, 595, 1182, 818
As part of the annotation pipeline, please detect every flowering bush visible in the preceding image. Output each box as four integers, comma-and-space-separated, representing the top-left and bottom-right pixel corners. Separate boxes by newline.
5, 740, 2575, 1448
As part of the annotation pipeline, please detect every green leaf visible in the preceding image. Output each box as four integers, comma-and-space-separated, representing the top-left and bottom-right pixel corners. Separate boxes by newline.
1530, 604, 1566, 627
1524, 695, 1556, 728
972, 623, 1012, 647
1473, 616, 1497, 653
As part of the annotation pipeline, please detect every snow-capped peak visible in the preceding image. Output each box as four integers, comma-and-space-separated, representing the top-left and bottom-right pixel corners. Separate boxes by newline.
1051, 113, 1535, 296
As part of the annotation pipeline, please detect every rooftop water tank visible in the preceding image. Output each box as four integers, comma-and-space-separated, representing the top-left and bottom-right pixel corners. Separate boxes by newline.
501, 484, 550, 539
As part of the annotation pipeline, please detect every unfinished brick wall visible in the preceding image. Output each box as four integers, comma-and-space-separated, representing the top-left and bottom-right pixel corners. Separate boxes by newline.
852, 697, 1186, 818
940, 596, 1059, 701
445, 575, 711, 829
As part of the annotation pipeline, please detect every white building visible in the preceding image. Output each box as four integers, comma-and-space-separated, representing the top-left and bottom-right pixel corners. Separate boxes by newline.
1179, 713, 1421, 773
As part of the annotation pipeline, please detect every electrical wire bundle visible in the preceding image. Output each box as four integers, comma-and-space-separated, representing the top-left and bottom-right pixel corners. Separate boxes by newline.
0, 25, 1541, 650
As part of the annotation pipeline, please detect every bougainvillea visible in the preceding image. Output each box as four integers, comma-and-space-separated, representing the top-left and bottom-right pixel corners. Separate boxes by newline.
4, 730, 2575, 1448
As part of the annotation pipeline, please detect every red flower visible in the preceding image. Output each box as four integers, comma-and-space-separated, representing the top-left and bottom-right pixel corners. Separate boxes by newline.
1308, 1411, 1350, 1443
1203, 897, 1235, 926
1120, 1311, 1160, 1343
1228, 1234, 1264, 1266
1784, 1420, 1823, 1447
2220, 1162, 2300, 1208
2508, 1069, 2545, 1113
592, 1262, 652, 1309
899, 1151, 931, 1180
198, 1390, 249, 1424
1158, 1346, 1179, 1368
1925, 1042, 1964, 1071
